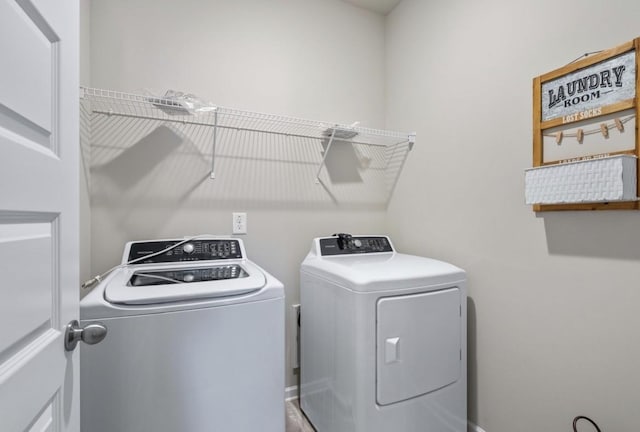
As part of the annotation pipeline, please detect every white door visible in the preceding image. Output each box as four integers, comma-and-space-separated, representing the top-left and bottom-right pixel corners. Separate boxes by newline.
0, 0, 80, 431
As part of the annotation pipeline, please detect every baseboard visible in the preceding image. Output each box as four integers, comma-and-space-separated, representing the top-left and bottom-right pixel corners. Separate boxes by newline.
468, 421, 487, 432
285, 385, 299, 401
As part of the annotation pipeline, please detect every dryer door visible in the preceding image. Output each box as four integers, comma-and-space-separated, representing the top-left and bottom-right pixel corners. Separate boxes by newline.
376, 287, 461, 406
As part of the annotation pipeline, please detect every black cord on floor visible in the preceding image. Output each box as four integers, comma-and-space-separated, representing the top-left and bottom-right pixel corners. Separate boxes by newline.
573, 415, 601, 432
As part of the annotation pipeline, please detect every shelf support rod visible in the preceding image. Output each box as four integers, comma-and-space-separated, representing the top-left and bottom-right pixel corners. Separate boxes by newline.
210, 108, 218, 179
315, 128, 337, 183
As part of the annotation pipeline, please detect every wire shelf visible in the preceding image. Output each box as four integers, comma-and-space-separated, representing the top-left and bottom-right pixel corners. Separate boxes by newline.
80, 86, 415, 206
81, 87, 414, 146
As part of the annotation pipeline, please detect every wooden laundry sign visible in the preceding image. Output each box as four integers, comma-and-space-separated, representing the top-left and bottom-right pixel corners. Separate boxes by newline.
535, 39, 639, 130
531, 37, 640, 212
542, 50, 635, 122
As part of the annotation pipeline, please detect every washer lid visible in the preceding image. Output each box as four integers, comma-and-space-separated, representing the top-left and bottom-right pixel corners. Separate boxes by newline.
301, 252, 465, 292
104, 260, 266, 305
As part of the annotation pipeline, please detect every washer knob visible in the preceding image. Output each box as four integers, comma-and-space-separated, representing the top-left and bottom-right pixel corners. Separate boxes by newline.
183, 243, 195, 254
353, 239, 362, 248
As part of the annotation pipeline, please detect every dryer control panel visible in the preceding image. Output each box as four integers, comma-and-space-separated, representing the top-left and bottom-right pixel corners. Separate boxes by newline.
126, 239, 243, 264
319, 234, 393, 256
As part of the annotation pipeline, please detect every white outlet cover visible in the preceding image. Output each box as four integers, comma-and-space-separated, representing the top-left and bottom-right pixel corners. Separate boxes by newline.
232, 212, 247, 234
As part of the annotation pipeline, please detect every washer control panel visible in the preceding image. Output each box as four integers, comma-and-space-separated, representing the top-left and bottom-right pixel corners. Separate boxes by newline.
127, 239, 242, 264
319, 234, 393, 256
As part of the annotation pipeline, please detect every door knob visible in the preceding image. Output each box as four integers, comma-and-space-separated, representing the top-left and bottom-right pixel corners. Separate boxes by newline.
65, 320, 107, 352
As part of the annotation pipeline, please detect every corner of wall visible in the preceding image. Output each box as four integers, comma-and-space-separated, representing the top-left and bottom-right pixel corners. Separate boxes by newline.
79, 0, 91, 288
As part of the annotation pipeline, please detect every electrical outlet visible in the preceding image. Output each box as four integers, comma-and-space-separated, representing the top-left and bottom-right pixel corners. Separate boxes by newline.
232, 212, 247, 234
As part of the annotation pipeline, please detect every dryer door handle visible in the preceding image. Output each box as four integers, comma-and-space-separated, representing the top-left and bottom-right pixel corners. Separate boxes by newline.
65, 320, 108, 352
385, 337, 400, 363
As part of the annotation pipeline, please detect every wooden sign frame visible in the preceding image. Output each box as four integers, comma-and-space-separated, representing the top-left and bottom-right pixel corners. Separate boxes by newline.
532, 37, 640, 211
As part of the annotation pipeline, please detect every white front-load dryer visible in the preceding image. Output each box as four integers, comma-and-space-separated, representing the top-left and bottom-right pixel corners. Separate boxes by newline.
80, 237, 285, 432
300, 234, 467, 432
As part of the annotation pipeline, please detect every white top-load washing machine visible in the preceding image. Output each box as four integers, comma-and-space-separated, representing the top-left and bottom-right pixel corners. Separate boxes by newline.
80, 237, 284, 432
300, 234, 466, 432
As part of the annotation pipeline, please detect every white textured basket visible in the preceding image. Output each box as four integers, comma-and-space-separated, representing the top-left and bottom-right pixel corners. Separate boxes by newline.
525, 155, 637, 205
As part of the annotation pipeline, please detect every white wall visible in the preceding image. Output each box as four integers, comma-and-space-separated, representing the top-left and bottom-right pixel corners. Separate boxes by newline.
385, 0, 640, 431
88, 0, 640, 428
89, 0, 387, 389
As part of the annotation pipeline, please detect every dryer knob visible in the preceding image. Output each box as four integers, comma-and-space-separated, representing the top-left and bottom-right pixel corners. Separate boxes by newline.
353, 239, 362, 248
183, 243, 195, 254
336, 233, 352, 250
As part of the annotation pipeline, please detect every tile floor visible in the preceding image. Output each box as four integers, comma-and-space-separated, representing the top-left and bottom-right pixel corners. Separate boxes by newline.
285, 399, 315, 432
